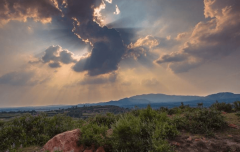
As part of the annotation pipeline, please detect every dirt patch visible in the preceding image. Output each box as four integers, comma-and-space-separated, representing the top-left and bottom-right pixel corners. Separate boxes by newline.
169, 134, 240, 152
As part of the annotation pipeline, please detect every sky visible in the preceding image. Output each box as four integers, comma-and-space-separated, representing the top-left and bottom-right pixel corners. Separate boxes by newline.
0, 0, 240, 107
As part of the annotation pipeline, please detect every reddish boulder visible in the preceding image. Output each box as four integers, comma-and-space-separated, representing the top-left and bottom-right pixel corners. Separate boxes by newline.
43, 129, 84, 152
42, 129, 106, 152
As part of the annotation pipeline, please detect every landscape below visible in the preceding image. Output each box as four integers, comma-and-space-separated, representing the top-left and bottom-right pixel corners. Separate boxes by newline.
0, 92, 240, 152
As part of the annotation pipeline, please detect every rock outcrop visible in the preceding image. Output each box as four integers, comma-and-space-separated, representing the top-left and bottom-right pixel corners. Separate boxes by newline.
42, 129, 105, 152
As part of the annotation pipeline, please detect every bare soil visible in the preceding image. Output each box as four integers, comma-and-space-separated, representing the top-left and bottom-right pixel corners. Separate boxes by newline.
169, 113, 240, 152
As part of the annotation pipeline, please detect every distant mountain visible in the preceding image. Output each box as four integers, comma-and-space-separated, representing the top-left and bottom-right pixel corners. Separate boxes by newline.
205, 92, 238, 100
91, 92, 240, 109
2, 92, 240, 112
130, 94, 203, 103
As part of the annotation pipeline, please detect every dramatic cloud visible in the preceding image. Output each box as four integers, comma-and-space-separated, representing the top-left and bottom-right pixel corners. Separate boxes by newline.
0, 0, 62, 26
65, 0, 126, 76
42, 45, 76, 68
156, 0, 240, 73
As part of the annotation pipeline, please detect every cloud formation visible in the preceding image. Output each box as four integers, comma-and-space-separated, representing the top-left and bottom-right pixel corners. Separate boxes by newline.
79, 72, 117, 85
0, 0, 62, 26
64, 0, 126, 76
42, 45, 76, 68
156, 0, 240, 73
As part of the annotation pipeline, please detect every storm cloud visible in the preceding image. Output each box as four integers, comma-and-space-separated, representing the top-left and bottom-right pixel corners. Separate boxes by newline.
65, 0, 126, 76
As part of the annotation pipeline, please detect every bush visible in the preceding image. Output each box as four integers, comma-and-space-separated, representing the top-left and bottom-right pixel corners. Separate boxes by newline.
183, 109, 227, 135
233, 101, 240, 111
172, 115, 187, 130
88, 113, 118, 128
236, 112, 240, 117
79, 122, 109, 149
110, 106, 177, 152
168, 107, 182, 115
0, 113, 74, 151
210, 101, 232, 112
78, 106, 177, 152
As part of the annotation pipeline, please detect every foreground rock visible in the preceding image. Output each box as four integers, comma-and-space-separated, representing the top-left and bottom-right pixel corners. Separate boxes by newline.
42, 129, 105, 152
42, 129, 83, 152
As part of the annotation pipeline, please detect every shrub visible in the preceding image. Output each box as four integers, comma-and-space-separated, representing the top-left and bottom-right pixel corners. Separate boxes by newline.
78, 106, 177, 152
168, 107, 182, 115
88, 113, 118, 128
0, 113, 74, 151
210, 101, 232, 112
184, 109, 227, 135
79, 122, 109, 149
110, 106, 177, 152
236, 112, 240, 117
233, 101, 240, 111
45, 114, 74, 138
171, 115, 187, 130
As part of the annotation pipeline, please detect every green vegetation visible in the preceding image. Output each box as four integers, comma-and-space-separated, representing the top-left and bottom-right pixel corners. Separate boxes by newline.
0, 101, 239, 152
236, 112, 240, 117
210, 101, 233, 112
174, 109, 227, 136
0, 113, 81, 151
233, 101, 240, 111
79, 106, 177, 152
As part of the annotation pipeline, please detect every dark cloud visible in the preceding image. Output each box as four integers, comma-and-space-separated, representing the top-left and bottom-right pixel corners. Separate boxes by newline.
156, 0, 240, 73
156, 52, 188, 64
49, 62, 61, 68
66, 0, 126, 76
79, 72, 118, 85
59, 50, 76, 64
0, 0, 62, 25
41, 45, 76, 68
42, 46, 60, 63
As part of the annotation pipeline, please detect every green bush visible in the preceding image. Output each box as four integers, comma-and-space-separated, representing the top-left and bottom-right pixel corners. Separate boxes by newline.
88, 113, 118, 128
236, 112, 240, 117
79, 122, 109, 149
172, 115, 187, 130
168, 107, 182, 115
110, 106, 177, 152
233, 101, 240, 111
0, 113, 75, 151
183, 109, 227, 135
78, 106, 177, 152
210, 101, 232, 112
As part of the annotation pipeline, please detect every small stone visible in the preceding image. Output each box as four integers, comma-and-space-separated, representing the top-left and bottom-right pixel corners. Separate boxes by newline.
173, 142, 181, 147
187, 136, 192, 142
228, 124, 238, 129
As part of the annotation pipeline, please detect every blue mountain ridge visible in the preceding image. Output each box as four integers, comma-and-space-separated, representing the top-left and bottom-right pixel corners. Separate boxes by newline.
1, 92, 240, 111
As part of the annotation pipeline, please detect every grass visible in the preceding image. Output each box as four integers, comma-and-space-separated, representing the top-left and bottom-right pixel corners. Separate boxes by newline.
16, 146, 42, 152
217, 112, 240, 136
